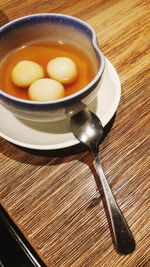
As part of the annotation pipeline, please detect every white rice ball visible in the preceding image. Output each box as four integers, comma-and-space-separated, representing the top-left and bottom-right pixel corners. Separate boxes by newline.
47, 57, 78, 84
11, 60, 44, 87
28, 78, 65, 101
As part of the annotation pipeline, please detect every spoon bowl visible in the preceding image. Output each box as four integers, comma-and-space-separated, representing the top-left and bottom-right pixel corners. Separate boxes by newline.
70, 109, 136, 255
71, 109, 103, 151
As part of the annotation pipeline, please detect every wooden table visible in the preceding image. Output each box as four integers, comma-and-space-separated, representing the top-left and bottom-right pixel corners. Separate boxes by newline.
0, 0, 149, 266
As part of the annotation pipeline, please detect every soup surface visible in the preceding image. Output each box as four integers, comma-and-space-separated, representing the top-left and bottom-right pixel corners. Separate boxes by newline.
0, 40, 95, 100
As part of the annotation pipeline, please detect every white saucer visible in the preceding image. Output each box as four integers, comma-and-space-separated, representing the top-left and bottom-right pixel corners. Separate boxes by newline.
0, 58, 121, 150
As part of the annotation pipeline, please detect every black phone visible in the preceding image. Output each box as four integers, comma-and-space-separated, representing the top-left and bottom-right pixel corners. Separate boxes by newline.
0, 205, 46, 267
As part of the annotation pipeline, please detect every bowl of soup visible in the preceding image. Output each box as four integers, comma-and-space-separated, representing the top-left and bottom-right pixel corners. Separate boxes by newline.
0, 13, 105, 122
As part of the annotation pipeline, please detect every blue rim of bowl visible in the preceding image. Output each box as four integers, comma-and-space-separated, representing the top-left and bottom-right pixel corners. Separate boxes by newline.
0, 13, 105, 108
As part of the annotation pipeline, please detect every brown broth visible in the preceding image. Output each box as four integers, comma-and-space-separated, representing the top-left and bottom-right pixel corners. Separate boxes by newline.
0, 40, 95, 100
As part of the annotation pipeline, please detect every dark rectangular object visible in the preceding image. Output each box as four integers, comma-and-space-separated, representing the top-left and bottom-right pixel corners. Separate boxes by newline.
0, 204, 46, 267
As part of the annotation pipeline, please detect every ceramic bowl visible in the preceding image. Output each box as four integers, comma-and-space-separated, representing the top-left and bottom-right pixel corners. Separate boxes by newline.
0, 13, 105, 122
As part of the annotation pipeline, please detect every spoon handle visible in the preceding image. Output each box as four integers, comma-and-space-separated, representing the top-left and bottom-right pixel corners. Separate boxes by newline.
94, 155, 136, 255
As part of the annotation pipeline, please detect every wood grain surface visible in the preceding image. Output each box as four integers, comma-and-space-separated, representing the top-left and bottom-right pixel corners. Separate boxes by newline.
0, 0, 149, 266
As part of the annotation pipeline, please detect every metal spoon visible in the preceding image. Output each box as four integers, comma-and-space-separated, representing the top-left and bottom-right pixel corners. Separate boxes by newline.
70, 109, 136, 255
